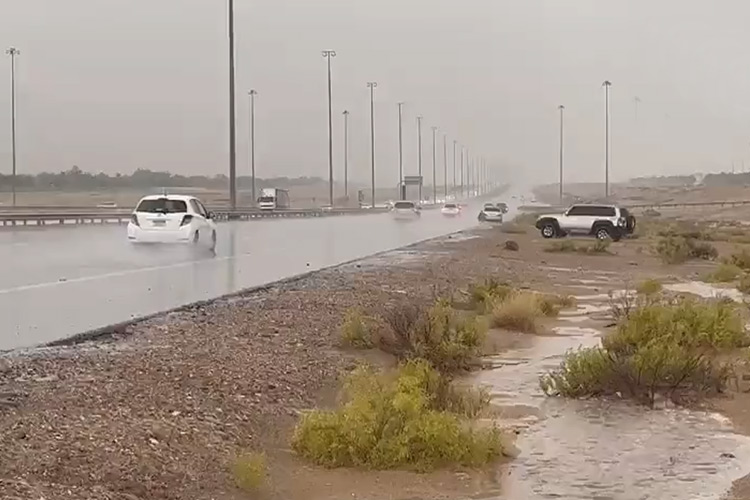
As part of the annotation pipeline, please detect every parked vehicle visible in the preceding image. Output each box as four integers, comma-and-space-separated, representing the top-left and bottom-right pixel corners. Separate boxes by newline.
392, 200, 421, 220
258, 188, 290, 210
478, 205, 504, 223
441, 203, 461, 216
127, 194, 217, 250
496, 202, 509, 214
535, 204, 636, 241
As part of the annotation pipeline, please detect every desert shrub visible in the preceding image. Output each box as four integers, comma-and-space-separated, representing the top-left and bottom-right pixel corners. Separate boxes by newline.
504, 240, 520, 251
636, 278, 662, 296
537, 294, 576, 317
542, 298, 747, 406
232, 452, 267, 492
468, 278, 512, 313
292, 360, 505, 471
340, 308, 375, 348
654, 236, 718, 264
738, 275, 750, 295
545, 240, 611, 255
704, 263, 742, 283
500, 223, 527, 235
491, 292, 542, 332
729, 249, 750, 271
379, 301, 486, 373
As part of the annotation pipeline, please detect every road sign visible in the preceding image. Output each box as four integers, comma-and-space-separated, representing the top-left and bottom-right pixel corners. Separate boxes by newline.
403, 176, 423, 186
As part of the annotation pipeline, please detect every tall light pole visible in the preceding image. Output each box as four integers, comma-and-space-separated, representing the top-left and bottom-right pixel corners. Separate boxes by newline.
460, 146, 465, 198
443, 134, 448, 198
227, 0, 237, 210
343, 110, 350, 200
417, 115, 423, 202
322, 50, 337, 207
431, 126, 437, 202
397, 102, 404, 199
558, 104, 564, 205
452, 140, 457, 197
603, 80, 612, 198
6, 47, 19, 207
367, 82, 377, 208
248, 90, 258, 206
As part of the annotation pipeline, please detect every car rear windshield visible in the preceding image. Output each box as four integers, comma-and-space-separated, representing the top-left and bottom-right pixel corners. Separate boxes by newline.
394, 201, 415, 209
136, 198, 187, 214
444, 204, 457, 208
259, 197, 274, 203
484, 207, 500, 212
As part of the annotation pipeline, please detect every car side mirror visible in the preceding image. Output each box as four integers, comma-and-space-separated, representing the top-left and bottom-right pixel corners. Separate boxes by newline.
206, 211, 213, 219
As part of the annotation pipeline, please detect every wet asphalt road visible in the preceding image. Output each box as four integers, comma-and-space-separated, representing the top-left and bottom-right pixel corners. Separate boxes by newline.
0, 197, 523, 350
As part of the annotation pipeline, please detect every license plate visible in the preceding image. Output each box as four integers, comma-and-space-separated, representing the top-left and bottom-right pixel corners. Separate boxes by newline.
152, 220, 166, 226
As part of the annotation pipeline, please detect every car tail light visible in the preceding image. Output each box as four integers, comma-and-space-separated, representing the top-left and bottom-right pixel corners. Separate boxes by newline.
130, 214, 140, 227
180, 214, 193, 226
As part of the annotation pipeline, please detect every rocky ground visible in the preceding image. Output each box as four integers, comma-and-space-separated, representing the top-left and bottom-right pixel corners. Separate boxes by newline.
3, 218, 750, 499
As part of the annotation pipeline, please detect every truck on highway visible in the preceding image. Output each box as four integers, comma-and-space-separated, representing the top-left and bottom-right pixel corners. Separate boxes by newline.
258, 188, 290, 210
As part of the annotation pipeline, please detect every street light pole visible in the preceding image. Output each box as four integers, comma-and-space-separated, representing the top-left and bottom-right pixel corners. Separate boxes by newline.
367, 82, 377, 208
248, 89, 258, 206
460, 146, 465, 198
343, 110, 349, 201
397, 102, 404, 199
323, 50, 337, 207
431, 126, 437, 202
443, 134, 448, 198
417, 116, 423, 202
228, 0, 237, 210
558, 104, 564, 206
6, 47, 19, 208
603, 80, 612, 198
452, 140, 457, 197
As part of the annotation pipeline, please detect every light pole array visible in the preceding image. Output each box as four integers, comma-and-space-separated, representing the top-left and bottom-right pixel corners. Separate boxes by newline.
443, 134, 448, 198
227, 0, 237, 210
431, 126, 437, 202
558, 104, 564, 205
603, 80, 612, 198
322, 50, 336, 207
452, 140, 457, 197
417, 115, 423, 202
6, 47, 19, 207
248, 89, 257, 206
397, 102, 404, 199
367, 82, 377, 208
343, 109, 349, 200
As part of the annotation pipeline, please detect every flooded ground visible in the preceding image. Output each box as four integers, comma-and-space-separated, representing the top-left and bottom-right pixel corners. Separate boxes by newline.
473, 293, 750, 500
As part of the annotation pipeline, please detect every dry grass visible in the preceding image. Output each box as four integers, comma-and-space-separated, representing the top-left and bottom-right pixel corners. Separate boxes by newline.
490, 292, 542, 333
232, 452, 268, 493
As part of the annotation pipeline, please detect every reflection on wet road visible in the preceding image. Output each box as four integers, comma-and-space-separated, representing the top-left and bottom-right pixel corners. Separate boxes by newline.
473, 294, 750, 500
0, 199, 503, 350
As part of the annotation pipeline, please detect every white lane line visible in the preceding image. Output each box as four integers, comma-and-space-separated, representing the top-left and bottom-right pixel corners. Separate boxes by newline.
0, 255, 239, 296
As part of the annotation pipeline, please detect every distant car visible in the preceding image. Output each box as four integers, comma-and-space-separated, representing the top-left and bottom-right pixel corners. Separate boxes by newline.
97, 201, 118, 208
496, 202, 509, 214
441, 203, 461, 217
392, 200, 421, 220
478, 205, 504, 223
127, 194, 217, 250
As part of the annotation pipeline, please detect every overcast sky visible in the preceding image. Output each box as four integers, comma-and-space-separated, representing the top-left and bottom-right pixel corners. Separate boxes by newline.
1, 0, 750, 187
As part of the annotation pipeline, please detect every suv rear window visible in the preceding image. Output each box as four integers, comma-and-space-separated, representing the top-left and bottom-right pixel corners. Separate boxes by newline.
444, 203, 457, 208
136, 198, 187, 214
394, 201, 415, 209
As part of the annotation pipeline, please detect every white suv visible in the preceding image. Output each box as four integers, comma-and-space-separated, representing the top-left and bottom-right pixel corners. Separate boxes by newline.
535, 204, 635, 242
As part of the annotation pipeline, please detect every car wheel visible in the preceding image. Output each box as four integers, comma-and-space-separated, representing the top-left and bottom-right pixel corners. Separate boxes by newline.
595, 226, 611, 241
541, 223, 557, 239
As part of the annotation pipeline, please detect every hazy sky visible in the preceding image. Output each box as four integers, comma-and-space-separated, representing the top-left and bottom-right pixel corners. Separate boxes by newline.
1, 0, 750, 187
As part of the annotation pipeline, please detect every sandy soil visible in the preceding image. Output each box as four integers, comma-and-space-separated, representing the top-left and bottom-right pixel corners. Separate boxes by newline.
3, 218, 750, 499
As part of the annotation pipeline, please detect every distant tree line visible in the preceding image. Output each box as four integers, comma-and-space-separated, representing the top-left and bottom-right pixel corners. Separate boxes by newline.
0, 166, 328, 191
629, 174, 697, 187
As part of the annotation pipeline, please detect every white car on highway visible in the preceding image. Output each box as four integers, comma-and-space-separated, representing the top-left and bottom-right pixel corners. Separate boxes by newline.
391, 200, 421, 220
478, 204, 504, 223
441, 203, 461, 217
127, 194, 217, 249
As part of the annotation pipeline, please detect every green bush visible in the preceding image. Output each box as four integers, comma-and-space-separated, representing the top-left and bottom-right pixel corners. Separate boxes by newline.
704, 263, 742, 283
468, 278, 513, 313
292, 360, 506, 471
654, 236, 718, 264
545, 240, 611, 255
541, 298, 747, 406
340, 308, 375, 348
636, 278, 663, 296
232, 452, 267, 492
379, 301, 486, 374
537, 293, 576, 317
491, 292, 542, 332
729, 249, 750, 271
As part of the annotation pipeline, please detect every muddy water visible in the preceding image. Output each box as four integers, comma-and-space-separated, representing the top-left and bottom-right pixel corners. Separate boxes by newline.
472, 295, 750, 500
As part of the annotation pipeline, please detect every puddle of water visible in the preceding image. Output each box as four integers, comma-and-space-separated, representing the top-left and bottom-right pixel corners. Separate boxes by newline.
666, 281, 744, 303
472, 321, 750, 500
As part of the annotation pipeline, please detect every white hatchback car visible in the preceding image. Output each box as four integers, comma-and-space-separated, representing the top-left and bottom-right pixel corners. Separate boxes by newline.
441, 203, 461, 216
391, 200, 421, 220
127, 195, 217, 249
